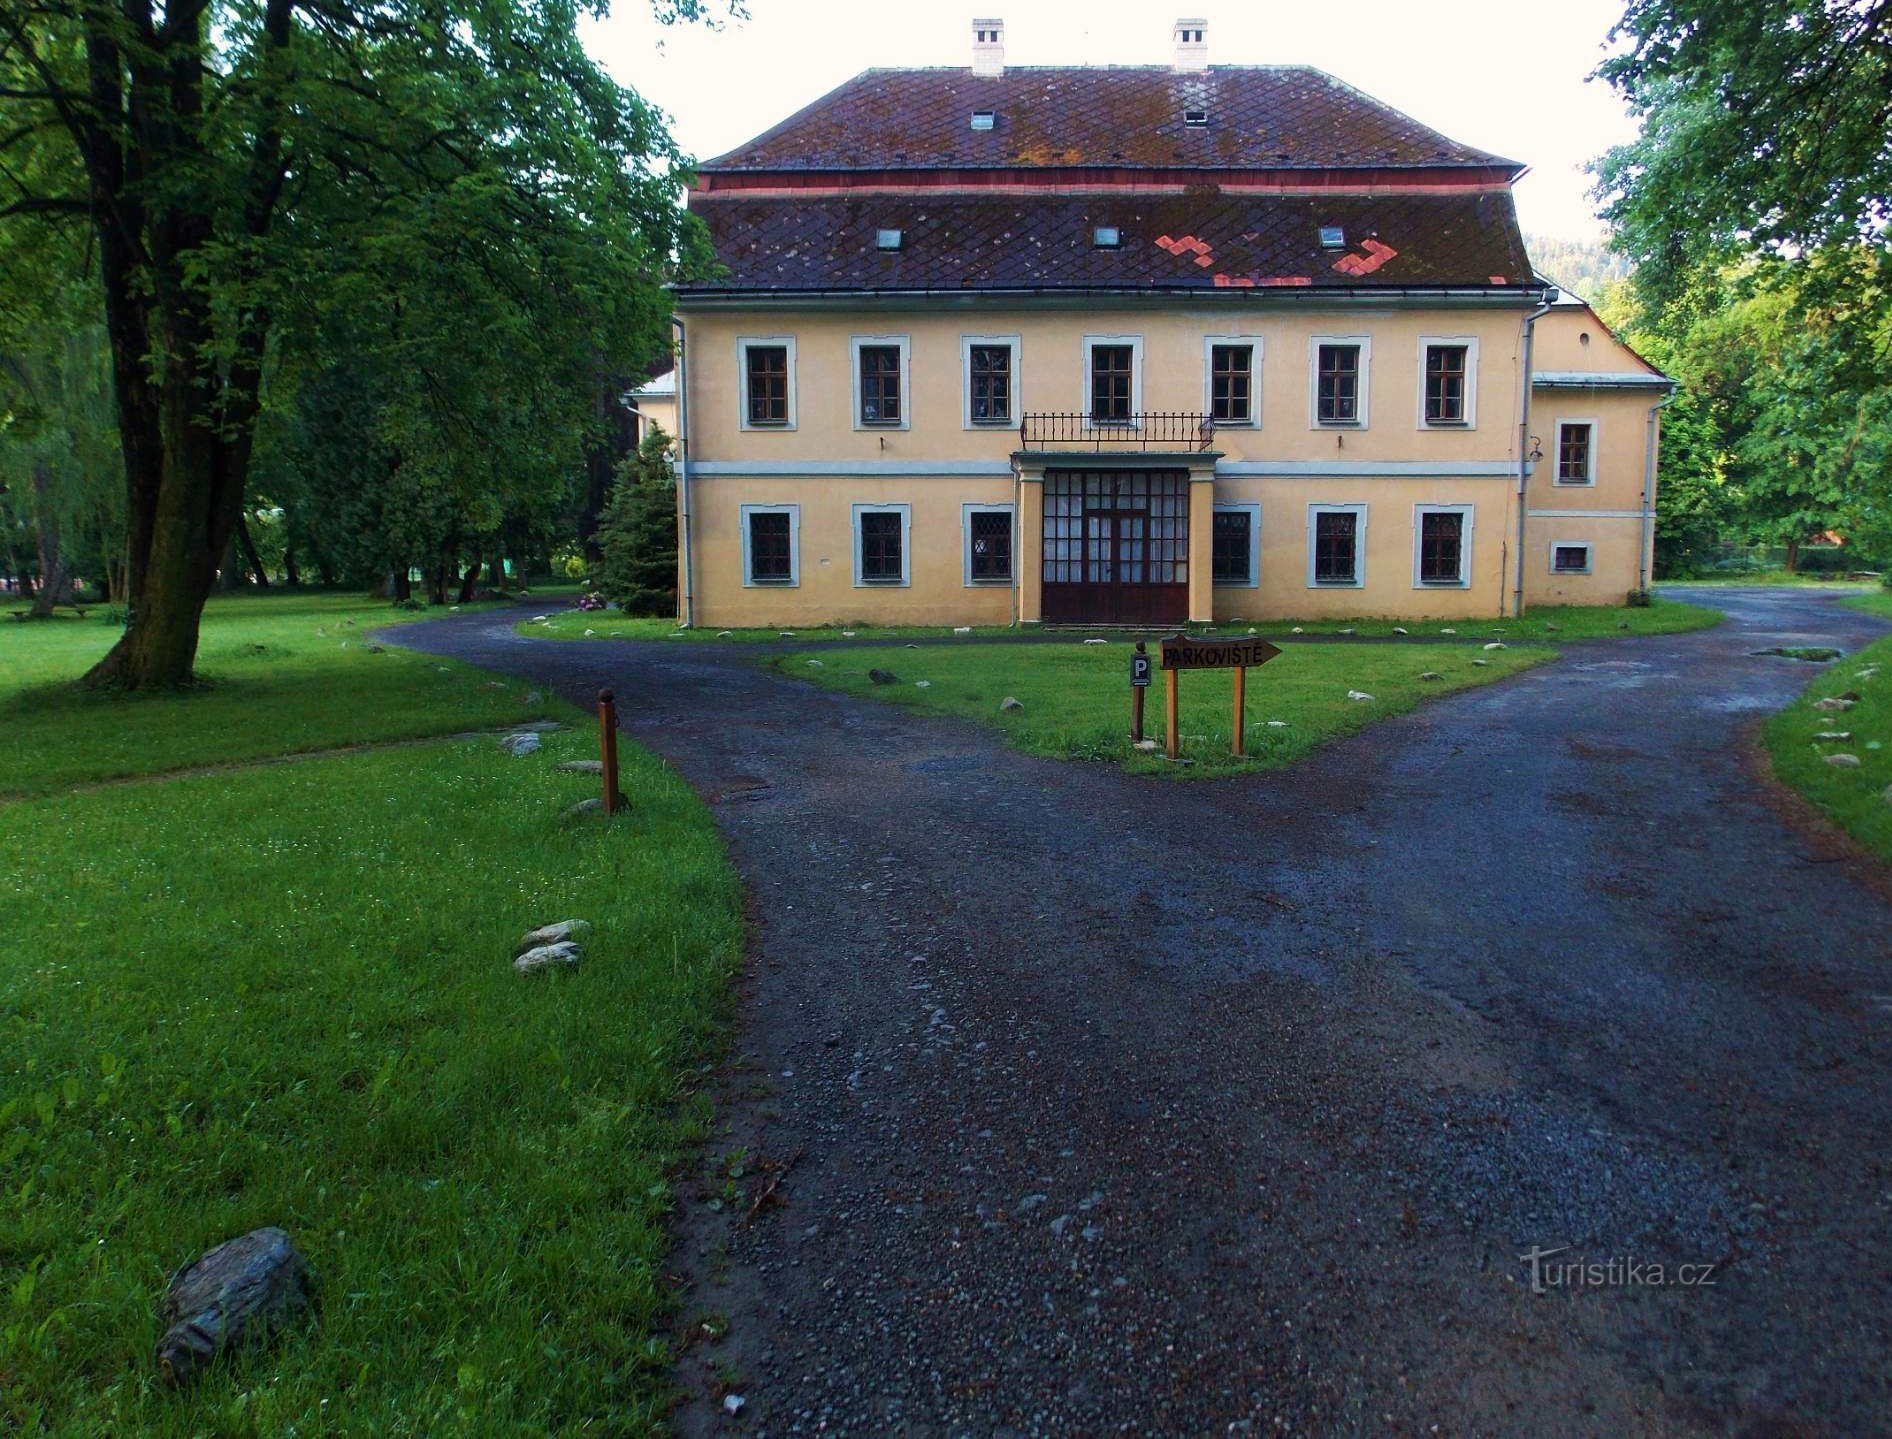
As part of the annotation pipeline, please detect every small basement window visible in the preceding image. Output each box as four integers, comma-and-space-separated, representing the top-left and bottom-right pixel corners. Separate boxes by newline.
1319, 225, 1346, 250
1183, 108, 1208, 127
1093, 226, 1121, 248
1552, 543, 1593, 575
875, 228, 903, 251
970, 110, 996, 131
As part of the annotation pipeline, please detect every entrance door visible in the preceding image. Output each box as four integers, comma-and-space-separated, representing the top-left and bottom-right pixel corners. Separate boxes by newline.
1041, 470, 1189, 625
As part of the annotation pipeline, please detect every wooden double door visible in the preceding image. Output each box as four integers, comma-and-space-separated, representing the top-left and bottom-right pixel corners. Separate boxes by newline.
1040, 469, 1190, 625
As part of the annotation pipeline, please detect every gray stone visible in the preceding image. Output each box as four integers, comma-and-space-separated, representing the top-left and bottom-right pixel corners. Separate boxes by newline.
560, 797, 625, 824
1346, 690, 1375, 702
157, 1228, 313, 1386
1823, 753, 1863, 768
555, 759, 604, 774
999, 696, 1025, 713
1814, 697, 1857, 713
500, 732, 542, 757
1483, 642, 1507, 651
1813, 732, 1853, 742
1418, 671, 1443, 682
512, 720, 565, 732
524, 691, 542, 704
868, 669, 900, 685
517, 919, 592, 952
515, 940, 583, 973
1472, 658, 1490, 667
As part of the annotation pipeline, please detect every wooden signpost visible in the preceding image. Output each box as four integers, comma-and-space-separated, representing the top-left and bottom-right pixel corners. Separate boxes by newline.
1151, 633, 1283, 761
597, 689, 621, 815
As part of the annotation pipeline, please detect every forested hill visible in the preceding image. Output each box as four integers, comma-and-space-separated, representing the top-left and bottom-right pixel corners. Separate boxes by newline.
1524, 234, 1633, 301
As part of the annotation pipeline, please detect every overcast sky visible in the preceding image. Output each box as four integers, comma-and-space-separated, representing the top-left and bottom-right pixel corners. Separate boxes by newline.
581, 0, 1640, 241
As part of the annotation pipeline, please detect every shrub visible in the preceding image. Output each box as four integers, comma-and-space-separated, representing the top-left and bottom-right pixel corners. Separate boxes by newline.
590, 425, 678, 617
1626, 587, 1654, 607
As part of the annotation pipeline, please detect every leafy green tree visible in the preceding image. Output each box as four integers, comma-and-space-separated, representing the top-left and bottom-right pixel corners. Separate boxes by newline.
591, 425, 677, 616
0, 0, 710, 686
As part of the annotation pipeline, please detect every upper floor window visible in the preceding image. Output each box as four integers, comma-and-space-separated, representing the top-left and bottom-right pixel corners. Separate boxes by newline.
854, 339, 906, 427
1556, 420, 1596, 484
965, 339, 1016, 426
741, 339, 794, 429
1087, 339, 1138, 424
1313, 339, 1367, 427
1208, 341, 1258, 426
1422, 342, 1472, 426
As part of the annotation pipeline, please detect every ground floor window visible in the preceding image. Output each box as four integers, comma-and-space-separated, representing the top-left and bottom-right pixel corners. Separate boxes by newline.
741, 505, 798, 586
1308, 504, 1366, 587
1414, 505, 1473, 587
1211, 504, 1259, 586
963, 505, 1014, 585
1551, 541, 1593, 574
853, 504, 910, 586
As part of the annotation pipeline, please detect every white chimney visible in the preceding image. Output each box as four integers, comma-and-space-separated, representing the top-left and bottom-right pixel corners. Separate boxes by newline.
972, 17, 1005, 77
1172, 17, 1207, 72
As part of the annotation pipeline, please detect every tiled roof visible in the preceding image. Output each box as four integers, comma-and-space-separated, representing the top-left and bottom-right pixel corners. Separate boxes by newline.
677, 191, 1533, 294
701, 67, 1516, 174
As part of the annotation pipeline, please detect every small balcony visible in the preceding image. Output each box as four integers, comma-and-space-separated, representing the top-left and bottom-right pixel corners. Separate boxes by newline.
1018, 412, 1218, 453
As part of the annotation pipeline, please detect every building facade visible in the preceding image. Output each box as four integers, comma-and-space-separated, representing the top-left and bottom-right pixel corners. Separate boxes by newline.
668, 19, 1671, 629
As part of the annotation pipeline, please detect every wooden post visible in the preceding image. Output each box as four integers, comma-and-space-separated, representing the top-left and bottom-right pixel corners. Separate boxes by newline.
1231, 664, 1246, 758
598, 689, 620, 816
1164, 667, 1180, 762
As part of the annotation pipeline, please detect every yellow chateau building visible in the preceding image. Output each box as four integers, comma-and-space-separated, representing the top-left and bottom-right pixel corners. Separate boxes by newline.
662, 18, 1673, 629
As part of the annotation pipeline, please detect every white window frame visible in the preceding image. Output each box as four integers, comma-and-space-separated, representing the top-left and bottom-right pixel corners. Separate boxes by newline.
739, 504, 800, 588
1082, 334, 1144, 426
1412, 503, 1475, 589
1306, 502, 1368, 589
1309, 335, 1372, 430
851, 503, 911, 588
1211, 502, 1262, 588
850, 335, 912, 431
736, 336, 797, 432
961, 502, 1016, 587
1203, 335, 1264, 428
1549, 540, 1594, 575
961, 335, 1021, 430
1416, 336, 1480, 430
1553, 419, 1598, 485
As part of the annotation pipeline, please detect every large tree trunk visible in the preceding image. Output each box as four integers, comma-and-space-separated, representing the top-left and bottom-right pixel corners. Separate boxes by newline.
30, 460, 69, 618
282, 546, 300, 587
456, 561, 482, 603
236, 513, 270, 588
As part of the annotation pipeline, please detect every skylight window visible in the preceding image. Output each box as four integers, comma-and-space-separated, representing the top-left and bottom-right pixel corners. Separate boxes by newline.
1318, 225, 1346, 250
1183, 108, 1208, 127
875, 229, 904, 252
1093, 226, 1121, 249
970, 110, 996, 131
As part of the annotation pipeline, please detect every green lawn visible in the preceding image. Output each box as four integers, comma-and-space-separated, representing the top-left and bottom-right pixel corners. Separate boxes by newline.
0, 593, 744, 1433
780, 639, 1552, 776
1, 593, 551, 799
526, 597, 1718, 647
1846, 590, 1892, 621
1763, 617, 1892, 864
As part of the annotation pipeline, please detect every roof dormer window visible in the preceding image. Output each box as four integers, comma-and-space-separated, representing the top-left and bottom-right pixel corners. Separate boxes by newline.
1319, 225, 1346, 250
1183, 108, 1208, 127
876, 228, 904, 252
970, 109, 996, 131
1093, 226, 1121, 249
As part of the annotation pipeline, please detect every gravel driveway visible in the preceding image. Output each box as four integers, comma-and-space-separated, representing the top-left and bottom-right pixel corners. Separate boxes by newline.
392, 587, 1892, 1436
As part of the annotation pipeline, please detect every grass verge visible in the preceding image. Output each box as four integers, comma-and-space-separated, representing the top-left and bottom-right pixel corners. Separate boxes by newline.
1, 593, 551, 798
0, 594, 744, 1433
1762, 635, 1892, 862
780, 639, 1551, 777
1845, 590, 1892, 622
525, 598, 1718, 647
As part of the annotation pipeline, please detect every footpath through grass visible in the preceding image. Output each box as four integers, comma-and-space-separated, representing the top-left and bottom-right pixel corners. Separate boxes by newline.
1764, 613, 1892, 863
0, 592, 744, 1434
526, 597, 1717, 647
781, 639, 1551, 777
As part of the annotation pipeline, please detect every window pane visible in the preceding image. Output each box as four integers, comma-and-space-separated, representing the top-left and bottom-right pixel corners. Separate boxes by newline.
1211, 344, 1252, 423
1558, 423, 1592, 481
1425, 345, 1467, 424
1314, 510, 1358, 583
970, 345, 1012, 424
859, 345, 902, 424
746, 346, 788, 424
1317, 345, 1359, 424
1553, 544, 1588, 573
748, 511, 792, 582
1419, 511, 1464, 584
859, 511, 903, 582
1212, 510, 1252, 584
1091, 344, 1133, 422
969, 510, 1012, 581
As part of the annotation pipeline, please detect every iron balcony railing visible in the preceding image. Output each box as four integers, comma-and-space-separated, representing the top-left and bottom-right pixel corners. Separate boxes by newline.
1019, 412, 1217, 453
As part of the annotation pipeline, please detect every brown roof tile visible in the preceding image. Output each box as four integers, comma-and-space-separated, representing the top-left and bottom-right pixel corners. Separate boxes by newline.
678, 190, 1533, 295
702, 67, 1516, 174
